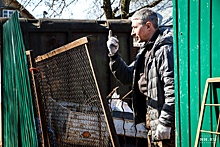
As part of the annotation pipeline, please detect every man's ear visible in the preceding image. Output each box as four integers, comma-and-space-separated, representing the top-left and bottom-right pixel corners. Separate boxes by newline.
146, 21, 151, 29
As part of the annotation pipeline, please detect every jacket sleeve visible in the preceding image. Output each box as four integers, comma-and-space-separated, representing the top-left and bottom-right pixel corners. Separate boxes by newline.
109, 53, 135, 85
157, 45, 175, 127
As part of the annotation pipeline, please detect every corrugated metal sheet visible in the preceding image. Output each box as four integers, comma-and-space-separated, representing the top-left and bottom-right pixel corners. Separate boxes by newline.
173, 0, 220, 146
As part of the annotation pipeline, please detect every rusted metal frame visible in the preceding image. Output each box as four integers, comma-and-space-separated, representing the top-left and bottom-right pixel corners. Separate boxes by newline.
35, 37, 88, 63
26, 50, 49, 147
84, 43, 120, 147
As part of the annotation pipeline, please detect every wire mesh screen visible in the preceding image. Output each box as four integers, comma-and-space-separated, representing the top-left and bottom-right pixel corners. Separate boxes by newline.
35, 37, 112, 147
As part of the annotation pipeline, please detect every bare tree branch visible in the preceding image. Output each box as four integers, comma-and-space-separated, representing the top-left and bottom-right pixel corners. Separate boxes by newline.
24, 0, 32, 8
17, 0, 163, 19
32, 0, 43, 11
126, 0, 163, 18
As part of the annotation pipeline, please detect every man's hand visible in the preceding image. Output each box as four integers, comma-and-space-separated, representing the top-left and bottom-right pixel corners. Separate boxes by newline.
107, 30, 119, 55
155, 123, 171, 140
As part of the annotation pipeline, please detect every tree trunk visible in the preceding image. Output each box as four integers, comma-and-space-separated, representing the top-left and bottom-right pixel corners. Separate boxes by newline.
102, 0, 113, 19
120, 0, 130, 19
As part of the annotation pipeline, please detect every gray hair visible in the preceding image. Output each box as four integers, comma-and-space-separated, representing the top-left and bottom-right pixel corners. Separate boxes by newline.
131, 8, 158, 29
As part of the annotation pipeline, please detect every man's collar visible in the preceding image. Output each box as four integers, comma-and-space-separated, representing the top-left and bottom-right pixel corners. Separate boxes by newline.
148, 29, 160, 44
142, 29, 160, 50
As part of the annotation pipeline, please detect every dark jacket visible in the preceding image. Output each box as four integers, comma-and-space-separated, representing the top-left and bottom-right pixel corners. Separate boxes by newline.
109, 28, 175, 139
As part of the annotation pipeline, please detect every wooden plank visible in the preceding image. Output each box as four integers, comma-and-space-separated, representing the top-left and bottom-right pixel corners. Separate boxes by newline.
194, 80, 210, 147
26, 50, 46, 147
200, 130, 220, 135
204, 104, 220, 106
84, 44, 120, 147
194, 78, 220, 147
35, 37, 88, 62
214, 114, 220, 147
207, 77, 220, 83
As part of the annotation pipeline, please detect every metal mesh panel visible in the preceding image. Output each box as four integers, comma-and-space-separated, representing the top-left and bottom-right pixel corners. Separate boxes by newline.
35, 38, 112, 147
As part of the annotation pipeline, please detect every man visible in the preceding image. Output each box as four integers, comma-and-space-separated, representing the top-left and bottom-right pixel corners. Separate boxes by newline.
107, 8, 175, 147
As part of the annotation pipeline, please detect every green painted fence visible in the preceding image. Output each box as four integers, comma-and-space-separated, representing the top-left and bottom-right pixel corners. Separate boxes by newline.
173, 0, 220, 146
3, 11, 38, 147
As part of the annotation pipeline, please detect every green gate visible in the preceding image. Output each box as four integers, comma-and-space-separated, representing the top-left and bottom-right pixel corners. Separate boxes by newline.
173, 0, 220, 146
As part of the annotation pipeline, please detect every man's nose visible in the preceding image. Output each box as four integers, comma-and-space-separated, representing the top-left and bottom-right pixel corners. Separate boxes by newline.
131, 29, 135, 36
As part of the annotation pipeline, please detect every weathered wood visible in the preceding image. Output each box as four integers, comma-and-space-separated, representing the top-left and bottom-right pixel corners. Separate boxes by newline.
26, 50, 46, 147
214, 114, 220, 147
200, 130, 220, 135
204, 104, 220, 106
35, 37, 88, 62
207, 77, 220, 83
194, 77, 220, 147
84, 44, 120, 147
194, 80, 209, 147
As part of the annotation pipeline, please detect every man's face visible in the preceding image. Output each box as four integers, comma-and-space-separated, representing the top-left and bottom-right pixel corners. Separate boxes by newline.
131, 19, 151, 43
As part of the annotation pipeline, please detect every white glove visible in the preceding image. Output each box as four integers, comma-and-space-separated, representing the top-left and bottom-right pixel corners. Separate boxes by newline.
155, 123, 171, 140
107, 30, 119, 55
